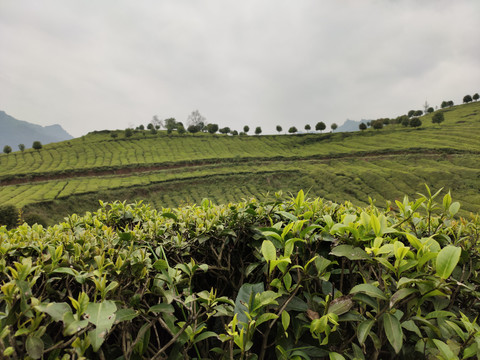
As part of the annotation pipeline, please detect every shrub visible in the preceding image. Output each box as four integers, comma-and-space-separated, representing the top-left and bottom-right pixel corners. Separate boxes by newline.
432, 111, 445, 124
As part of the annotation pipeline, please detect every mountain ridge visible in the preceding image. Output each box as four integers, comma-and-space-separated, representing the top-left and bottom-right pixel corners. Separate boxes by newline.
0, 110, 73, 150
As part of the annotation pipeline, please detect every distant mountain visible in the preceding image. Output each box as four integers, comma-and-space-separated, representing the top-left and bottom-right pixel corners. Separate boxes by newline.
337, 119, 371, 132
0, 111, 73, 150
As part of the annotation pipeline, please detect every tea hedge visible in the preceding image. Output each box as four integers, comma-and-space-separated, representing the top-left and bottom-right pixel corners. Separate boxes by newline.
1, 188, 479, 359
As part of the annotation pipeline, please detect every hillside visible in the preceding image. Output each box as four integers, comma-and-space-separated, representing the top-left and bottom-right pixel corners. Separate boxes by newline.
0, 101, 479, 225
0, 110, 73, 149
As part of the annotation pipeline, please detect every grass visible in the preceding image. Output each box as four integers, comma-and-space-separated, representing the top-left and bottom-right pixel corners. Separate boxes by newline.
1, 101, 480, 224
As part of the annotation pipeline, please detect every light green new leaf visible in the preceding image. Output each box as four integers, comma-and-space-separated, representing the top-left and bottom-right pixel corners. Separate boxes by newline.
383, 313, 403, 354
350, 283, 387, 300
329, 352, 346, 360
261, 240, 277, 262
255, 312, 278, 327
436, 245, 461, 279
281, 311, 290, 331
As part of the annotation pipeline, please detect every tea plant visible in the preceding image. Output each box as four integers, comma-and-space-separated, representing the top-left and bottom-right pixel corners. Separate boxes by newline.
1, 188, 479, 359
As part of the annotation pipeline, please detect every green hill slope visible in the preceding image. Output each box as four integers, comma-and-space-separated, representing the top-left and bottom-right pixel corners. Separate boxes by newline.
1, 102, 479, 225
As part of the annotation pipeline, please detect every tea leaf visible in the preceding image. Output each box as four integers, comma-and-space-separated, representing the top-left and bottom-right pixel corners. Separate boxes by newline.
436, 245, 461, 279
383, 313, 403, 354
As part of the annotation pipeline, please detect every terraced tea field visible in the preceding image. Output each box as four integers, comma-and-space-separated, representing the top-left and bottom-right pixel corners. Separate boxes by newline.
1, 101, 479, 224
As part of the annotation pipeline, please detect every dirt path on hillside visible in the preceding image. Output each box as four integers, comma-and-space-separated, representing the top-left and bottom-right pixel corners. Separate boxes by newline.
0, 149, 470, 187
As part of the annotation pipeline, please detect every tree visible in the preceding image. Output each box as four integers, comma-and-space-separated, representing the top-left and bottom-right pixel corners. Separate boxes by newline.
463, 95, 473, 104
152, 115, 163, 129
149, 128, 157, 135
276, 125, 282, 133
432, 112, 445, 124
408, 110, 416, 118
447, 100, 454, 107
187, 110, 206, 132
219, 127, 231, 134
32, 141, 42, 150
359, 123, 367, 131
18, 144, 25, 152
164, 118, 177, 134
410, 117, 422, 128
206, 123, 219, 134
423, 101, 430, 114
3, 145, 12, 154
243, 126, 249, 134
473, 93, 479, 102
401, 117, 410, 127
441, 101, 448, 109
255, 126, 262, 135
372, 120, 383, 130
427, 107, 434, 114
124, 128, 133, 138
231, 130, 238, 136
138, 124, 145, 130
304, 124, 311, 132
187, 124, 201, 134
288, 126, 298, 134
315, 122, 326, 132
331, 123, 338, 132
177, 124, 186, 134
414, 110, 423, 117
147, 123, 154, 130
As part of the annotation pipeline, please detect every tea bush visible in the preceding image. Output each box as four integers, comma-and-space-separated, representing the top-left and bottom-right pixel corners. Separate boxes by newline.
0, 188, 479, 359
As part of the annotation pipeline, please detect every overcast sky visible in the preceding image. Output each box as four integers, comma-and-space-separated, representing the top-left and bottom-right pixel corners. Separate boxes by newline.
1, 1, 479, 137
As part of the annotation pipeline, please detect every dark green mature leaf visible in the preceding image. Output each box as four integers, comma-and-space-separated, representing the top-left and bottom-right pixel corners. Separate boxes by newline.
26, 336, 44, 359
383, 313, 403, 354
35, 302, 71, 322
115, 308, 138, 323
436, 245, 461, 279
330, 245, 369, 260
234, 283, 264, 324
328, 296, 353, 315
149, 303, 174, 314
433, 339, 458, 360
85, 301, 117, 351
350, 284, 387, 300
389, 288, 417, 308
357, 320, 375, 345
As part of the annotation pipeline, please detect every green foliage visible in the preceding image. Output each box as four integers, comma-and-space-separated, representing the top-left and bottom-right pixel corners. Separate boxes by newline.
432, 111, 445, 124
3, 145, 12, 154
32, 141, 42, 150
18, 144, 25, 152
316, 122, 326, 132
288, 126, 297, 134
124, 128, 133, 138
1, 190, 479, 358
276, 125, 282, 133
0, 204, 17, 229
410, 117, 422, 128
359, 123, 367, 131
255, 126, 262, 135
331, 123, 338, 131
464, 95, 473, 104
